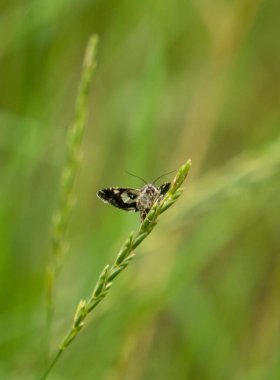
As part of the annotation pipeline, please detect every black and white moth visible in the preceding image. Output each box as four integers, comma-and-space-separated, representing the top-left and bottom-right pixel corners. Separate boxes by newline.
97, 175, 171, 222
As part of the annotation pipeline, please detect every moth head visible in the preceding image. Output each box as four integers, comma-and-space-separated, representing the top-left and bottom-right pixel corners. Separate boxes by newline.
142, 183, 158, 195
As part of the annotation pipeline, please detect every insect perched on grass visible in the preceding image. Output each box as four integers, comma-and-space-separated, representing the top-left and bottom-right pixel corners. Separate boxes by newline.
97, 171, 175, 222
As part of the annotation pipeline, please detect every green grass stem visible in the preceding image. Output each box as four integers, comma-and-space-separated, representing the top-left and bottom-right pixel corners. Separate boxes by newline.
40, 159, 192, 379
45, 35, 98, 349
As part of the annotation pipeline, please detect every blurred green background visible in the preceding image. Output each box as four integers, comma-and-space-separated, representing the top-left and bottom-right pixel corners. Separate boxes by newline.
1, 0, 280, 379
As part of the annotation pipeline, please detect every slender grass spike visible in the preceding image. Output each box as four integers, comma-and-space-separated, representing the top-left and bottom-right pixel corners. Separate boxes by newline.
41, 160, 192, 380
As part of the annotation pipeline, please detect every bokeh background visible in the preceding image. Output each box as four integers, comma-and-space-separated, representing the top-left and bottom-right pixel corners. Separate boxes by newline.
1, 0, 280, 379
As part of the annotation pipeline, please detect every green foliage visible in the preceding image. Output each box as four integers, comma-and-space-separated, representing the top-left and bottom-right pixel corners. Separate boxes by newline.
0, 1, 280, 380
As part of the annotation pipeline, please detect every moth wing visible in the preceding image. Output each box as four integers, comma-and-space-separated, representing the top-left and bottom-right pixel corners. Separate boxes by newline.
97, 188, 140, 212
158, 182, 171, 195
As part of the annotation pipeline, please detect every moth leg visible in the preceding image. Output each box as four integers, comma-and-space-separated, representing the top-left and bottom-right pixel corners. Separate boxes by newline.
140, 207, 158, 224
139, 206, 148, 223
157, 192, 168, 204
143, 196, 166, 223
138, 204, 152, 223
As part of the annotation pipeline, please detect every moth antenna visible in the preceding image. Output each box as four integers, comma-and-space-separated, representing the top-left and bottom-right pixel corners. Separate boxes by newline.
152, 169, 176, 185
125, 171, 148, 185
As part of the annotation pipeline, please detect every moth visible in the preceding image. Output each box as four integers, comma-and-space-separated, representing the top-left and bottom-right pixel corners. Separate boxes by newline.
97, 171, 174, 222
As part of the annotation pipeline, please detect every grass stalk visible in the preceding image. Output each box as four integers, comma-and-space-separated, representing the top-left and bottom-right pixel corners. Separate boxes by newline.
40, 159, 192, 380
45, 35, 98, 349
